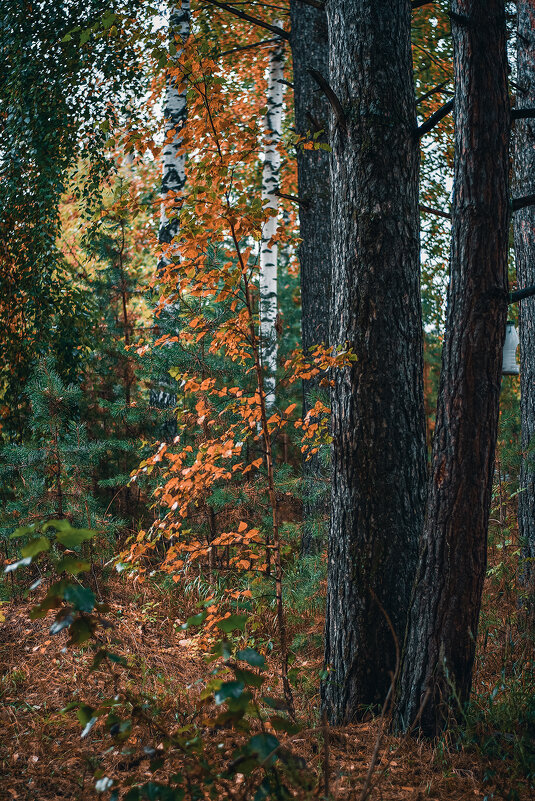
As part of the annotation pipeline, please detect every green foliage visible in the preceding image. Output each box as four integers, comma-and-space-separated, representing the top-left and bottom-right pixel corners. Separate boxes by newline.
0, 358, 123, 574
0, 0, 148, 438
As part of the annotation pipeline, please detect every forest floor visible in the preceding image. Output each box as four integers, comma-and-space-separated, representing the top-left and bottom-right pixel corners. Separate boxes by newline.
0, 549, 533, 801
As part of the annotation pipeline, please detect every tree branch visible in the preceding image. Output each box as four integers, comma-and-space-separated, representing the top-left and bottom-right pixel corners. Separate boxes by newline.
308, 69, 347, 133
512, 194, 535, 212
274, 189, 308, 207
417, 98, 454, 138
512, 107, 535, 119
419, 204, 452, 220
219, 37, 278, 57
510, 285, 535, 303
416, 81, 451, 106
200, 0, 289, 39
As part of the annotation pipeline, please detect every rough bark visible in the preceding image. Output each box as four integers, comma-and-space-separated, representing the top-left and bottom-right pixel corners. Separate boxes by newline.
321, 0, 427, 722
151, 1, 190, 415
259, 36, 285, 411
515, 0, 535, 611
290, 2, 331, 555
396, 0, 510, 737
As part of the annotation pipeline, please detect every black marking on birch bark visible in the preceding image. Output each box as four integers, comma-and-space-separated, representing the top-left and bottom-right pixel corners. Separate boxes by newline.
417, 99, 454, 138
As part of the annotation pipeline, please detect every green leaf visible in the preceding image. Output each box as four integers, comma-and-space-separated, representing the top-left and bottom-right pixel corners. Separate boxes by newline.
63, 584, 95, 612
107, 652, 127, 665
269, 716, 301, 735
22, 537, 50, 558
216, 614, 247, 634
42, 519, 75, 532
67, 618, 93, 645
80, 29, 91, 46
102, 12, 117, 29
56, 529, 96, 548
233, 668, 264, 688
237, 648, 265, 667
181, 611, 207, 630
10, 524, 37, 539
77, 704, 94, 725
214, 681, 245, 705
247, 733, 279, 766
56, 557, 91, 575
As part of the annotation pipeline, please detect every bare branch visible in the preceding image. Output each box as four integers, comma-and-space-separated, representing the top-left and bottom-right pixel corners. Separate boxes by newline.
200, 0, 289, 39
512, 193, 535, 212
417, 98, 454, 138
274, 189, 308, 207
510, 285, 535, 304
308, 68, 347, 133
416, 80, 451, 106
512, 107, 535, 119
218, 37, 278, 57
420, 204, 452, 220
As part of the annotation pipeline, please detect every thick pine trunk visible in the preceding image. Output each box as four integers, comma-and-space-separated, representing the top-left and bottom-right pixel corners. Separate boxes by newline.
151, 2, 190, 414
322, 0, 427, 722
290, 3, 331, 554
396, 0, 510, 737
259, 38, 285, 411
515, 0, 535, 610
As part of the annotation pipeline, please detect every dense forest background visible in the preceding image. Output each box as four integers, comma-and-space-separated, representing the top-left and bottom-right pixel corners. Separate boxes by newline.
0, 0, 534, 799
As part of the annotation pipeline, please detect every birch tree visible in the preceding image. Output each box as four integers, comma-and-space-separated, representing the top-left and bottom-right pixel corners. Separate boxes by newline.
396, 0, 510, 736
151, 1, 190, 411
515, 0, 535, 612
259, 35, 284, 411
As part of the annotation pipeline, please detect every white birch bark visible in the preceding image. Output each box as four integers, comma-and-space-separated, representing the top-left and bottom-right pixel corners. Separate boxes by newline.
159, 1, 190, 255
152, 1, 190, 413
259, 37, 285, 411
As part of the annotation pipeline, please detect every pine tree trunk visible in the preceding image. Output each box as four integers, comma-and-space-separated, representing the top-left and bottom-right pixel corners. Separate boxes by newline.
395, 0, 510, 737
259, 37, 285, 411
151, 1, 190, 414
290, 2, 331, 556
515, 0, 535, 612
321, 0, 427, 722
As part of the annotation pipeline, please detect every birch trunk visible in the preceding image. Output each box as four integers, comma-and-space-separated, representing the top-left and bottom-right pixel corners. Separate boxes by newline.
396, 0, 510, 737
515, 0, 535, 612
321, 0, 427, 723
259, 37, 284, 411
289, 1, 331, 555
151, 1, 190, 413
